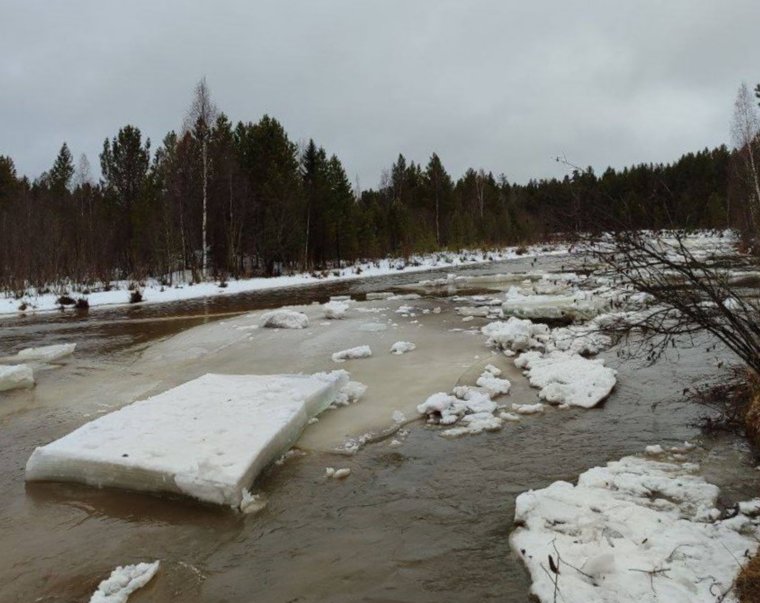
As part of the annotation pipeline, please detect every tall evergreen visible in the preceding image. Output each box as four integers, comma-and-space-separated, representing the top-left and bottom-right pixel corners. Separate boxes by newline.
100, 125, 151, 273
49, 142, 74, 195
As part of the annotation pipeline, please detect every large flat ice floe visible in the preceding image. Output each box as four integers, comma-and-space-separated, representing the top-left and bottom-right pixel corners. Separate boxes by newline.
511, 455, 760, 603
0, 364, 34, 392
26, 372, 347, 505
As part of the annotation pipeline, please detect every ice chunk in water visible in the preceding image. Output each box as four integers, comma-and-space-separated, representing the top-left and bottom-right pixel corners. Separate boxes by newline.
90, 560, 160, 603
15, 343, 76, 362
390, 341, 416, 355
26, 372, 347, 505
0, 364, 34, 392
259, 309, 309, 329
331, 345, 372, 363
515, 350, 616, 409
323, 300, 349, 319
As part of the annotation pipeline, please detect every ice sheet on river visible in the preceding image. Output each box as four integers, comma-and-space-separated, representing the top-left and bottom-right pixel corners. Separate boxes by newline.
511, 455, 760, 603
25, 372, 348, 505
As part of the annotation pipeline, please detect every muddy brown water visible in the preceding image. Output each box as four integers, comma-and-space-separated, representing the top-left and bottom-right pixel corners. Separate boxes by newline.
1, 255, 759, 602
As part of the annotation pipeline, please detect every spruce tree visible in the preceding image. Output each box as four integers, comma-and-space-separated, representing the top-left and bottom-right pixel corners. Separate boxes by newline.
49, 142, 75, 195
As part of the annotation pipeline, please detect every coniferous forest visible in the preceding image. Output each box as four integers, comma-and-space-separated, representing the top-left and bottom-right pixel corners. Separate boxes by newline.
0, 80, 755, 293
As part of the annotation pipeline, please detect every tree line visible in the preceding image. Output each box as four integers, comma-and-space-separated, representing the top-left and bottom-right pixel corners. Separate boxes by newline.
0, 79, 757, 293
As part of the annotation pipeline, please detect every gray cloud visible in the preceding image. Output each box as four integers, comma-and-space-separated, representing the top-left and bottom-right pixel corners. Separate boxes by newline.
1, 0, 759, 187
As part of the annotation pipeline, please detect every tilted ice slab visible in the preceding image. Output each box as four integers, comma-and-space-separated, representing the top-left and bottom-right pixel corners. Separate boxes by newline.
511, 455, 760, 603
515, 350, 616, 408
26, 372, 347, 505
0, 364, 34, 392
13, 343, 76, 362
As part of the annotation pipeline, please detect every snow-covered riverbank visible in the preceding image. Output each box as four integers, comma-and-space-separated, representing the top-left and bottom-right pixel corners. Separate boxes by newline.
0, 243, 568, 316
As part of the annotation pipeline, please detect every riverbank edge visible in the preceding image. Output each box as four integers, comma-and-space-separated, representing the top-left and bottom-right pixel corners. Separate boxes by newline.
0, 243, 570, 318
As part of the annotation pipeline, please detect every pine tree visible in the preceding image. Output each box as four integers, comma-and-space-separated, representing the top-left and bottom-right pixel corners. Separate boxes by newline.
424, 153, 452, 246
100, 126, 151, 272
49, 143, 75, 195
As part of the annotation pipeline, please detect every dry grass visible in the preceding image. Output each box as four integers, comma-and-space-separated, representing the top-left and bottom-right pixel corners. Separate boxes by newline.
688, 367, 757, 433
736, 552, 760, 603
745, 386, 760, 449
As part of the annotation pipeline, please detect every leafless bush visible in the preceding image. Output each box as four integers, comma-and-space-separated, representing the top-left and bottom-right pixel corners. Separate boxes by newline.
586, 229, 760, 374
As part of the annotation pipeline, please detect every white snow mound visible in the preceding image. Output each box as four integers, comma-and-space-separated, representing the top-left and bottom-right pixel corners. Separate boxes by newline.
90, 560, 160, 603
511, 455, 760, 603
26, 372, 347, 505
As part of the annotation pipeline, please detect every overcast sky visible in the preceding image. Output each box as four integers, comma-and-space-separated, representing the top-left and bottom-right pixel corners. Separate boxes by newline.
2, 1, 759, 188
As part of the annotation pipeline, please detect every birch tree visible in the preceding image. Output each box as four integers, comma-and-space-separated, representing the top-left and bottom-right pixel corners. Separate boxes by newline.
185, 77, 218, 276
731, 82, 760, 232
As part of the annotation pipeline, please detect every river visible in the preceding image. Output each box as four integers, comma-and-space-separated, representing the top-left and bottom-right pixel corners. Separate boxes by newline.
1, 254, 758, 602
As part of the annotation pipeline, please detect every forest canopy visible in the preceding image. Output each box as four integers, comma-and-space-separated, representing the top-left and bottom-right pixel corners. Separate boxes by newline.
0, 81, 755, 293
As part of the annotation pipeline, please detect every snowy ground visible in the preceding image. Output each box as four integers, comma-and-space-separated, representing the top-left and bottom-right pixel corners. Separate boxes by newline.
0, 243, 569, 316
